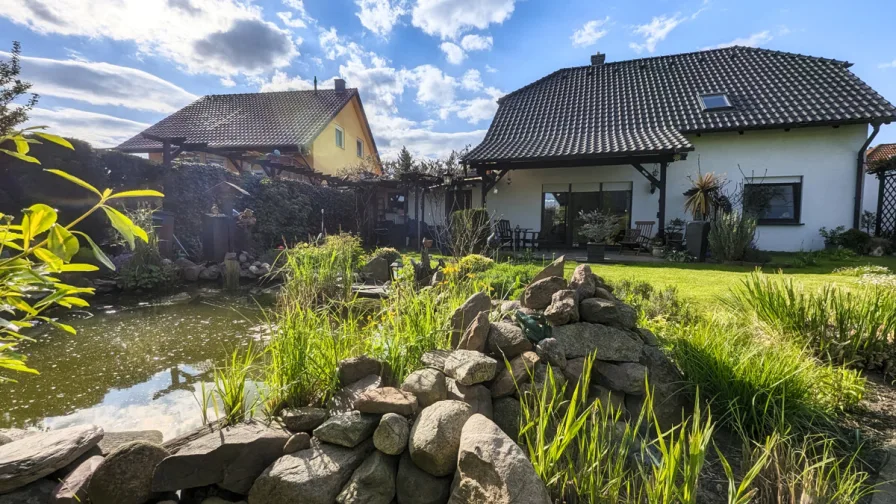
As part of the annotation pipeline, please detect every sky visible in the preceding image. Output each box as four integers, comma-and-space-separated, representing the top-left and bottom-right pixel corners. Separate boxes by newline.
2, 0, 896, 159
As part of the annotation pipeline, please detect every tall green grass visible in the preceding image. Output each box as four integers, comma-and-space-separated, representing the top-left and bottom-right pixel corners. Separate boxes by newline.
213, 343, 262, 425
276, 233, 363, 307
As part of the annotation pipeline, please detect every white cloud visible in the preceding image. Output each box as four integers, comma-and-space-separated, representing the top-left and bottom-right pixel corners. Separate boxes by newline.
484, 64, 498, 73
356, 0, 406, 37
440, 42, 466, 64
629, 14, 686, 54
461, 69, 483, 91
277, 11, 306, 28
571, 17, 609, 48
4, 52, 198, 113
378, 127, 486, 159
25, 108, 151, 148
880, 60, 896, 70
258, 71, 338, 92
460, 34, 493, 51
220, 76, 236, 87
407, 65, 457, 108
704, 30, 773, 50
282, 0, 316, 25
411, 0, 515, 40
0, 0, 299, 77
455, 98, 496, 124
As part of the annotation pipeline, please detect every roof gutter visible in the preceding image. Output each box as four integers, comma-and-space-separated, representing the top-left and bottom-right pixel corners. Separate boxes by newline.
854, 122, 881, 228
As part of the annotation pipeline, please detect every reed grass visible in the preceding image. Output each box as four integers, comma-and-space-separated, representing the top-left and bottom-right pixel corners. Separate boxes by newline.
276, 233, 363, 307
213, 342, 262, 425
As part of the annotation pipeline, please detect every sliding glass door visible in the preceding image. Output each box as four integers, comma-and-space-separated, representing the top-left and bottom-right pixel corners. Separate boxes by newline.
541, 182, 632, 248
541, 184, 569, 247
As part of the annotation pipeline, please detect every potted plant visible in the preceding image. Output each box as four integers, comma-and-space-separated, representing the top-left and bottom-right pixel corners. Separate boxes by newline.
818, 226, 845, 251
650, 236, 665, 257
578, 209, 620, 262
665, 218, 686, 248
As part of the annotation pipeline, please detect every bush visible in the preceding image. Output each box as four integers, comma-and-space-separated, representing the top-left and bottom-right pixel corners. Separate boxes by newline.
447, 208, 490, 257
708, 211, 757, 261
610, 279, 695, 325
457, 254, 495, 275
115, 207, 178, 291
369, 247, 401, 266
837, 228, 871, 254
476, 262, 541, 299
278, 233, 364, 307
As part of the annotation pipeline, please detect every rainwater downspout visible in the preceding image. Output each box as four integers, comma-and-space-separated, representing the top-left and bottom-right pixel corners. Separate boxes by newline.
854, 122, 881, 229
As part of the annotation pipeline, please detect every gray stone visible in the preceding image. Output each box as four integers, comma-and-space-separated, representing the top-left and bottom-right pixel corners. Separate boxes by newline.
336, 450, 397, 504
530, 255, 565, 284
449, 415, 551, 504
588, 385, 626, 411
490, 351, 539, 398
281, 406, 329, 432
248, 438, 373, 504
450, 292, 491, 348
338, 356, 390, 386
568, 264, 597, 299
202, 498, 247, 504
314, 412, 379, 448
457, 310, 490, 352
420, 350, 452, 372
373, 413, 409, 455
446, 380, 493, 419
640, 346, 691, 429
183, 264, 203, 282
579, 298, 637, 329
519, 364, 567, 404
355, 387, 419, 416
89, 441, 169, 504
500, 300, 522, 313
561, 357, 587, 384
409, 401, 474, 477
50, 454, 103, 504
400, 368, 447, 408
283, 433, 311, 454
362, 256, 391, 283
521, 276, 567, 310
97, 430, 163, 456
443, 350, 498, 386
491, 397, 522, 443
487, 322, 532, 359
594, 361, 647, 395
329, 374, 383, 414
151, 421, 289, 494
0, 479, 55, 503
543, 289, 579, 326
552, 322, 644, 361
396, 452, 452, 504
0, 434, 9, 447
199, 265, 220, 281
535, 338, 566, 369
638, 327, 659, 346
0, 429, 35, 444
0, 424, 103, 494
594, 286, 615, 301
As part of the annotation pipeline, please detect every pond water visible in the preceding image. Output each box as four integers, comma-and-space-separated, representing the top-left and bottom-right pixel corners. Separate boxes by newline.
0, 289, 270, 440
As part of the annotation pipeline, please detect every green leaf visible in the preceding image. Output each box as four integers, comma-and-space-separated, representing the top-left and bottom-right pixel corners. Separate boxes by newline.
71, 231, 115, 271
32, 247, 63, 271
47, 319, 76, 335
107, 189, 165, 199
60, 296, 90, 307
23, 204, 57, 244
33, 132, 74, 150
0, 148, 40, 164
59, 263, 100, 272
101, 206, 148, 249
43, 169, 102, 197
48, 225, 79, 261
14, 138, 29, 155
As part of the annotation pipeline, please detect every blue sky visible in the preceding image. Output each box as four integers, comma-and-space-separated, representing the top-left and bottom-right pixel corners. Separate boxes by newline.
2, 0, 895, 158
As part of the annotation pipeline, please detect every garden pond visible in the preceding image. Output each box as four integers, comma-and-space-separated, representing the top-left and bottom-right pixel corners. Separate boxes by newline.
0, 288, 270, 440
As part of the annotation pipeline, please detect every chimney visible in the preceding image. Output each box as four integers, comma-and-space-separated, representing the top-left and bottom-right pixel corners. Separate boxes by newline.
335, 78, 346, 92
313, 76, 317, 92
590, 52, 606, 66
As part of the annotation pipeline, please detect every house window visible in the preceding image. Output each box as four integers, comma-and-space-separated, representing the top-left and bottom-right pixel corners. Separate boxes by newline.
700, 93, 732, 111
356, 138, 364, 157
335, 126, 345, 149
743, 177, 802, 224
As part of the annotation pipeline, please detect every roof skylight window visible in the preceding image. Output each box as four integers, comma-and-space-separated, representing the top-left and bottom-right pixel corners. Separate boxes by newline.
700, 93, 732, 111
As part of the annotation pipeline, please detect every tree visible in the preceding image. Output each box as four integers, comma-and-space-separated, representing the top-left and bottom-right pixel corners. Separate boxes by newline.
0, 42, 39, 135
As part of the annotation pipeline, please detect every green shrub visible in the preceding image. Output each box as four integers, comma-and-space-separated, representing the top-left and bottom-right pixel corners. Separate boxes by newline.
278, 233, 364, 307
837, 228, 871, 254
457, 254, 495, 275
708, 211, 757, 261
116, 206, 178, 291
610, 279, 695, 325
476, 262, 541, 299
369, 247, 401, 266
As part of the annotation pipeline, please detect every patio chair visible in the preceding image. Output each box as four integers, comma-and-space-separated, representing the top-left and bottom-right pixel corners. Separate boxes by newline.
494, 219, 514, 250
620, 221, 655, 255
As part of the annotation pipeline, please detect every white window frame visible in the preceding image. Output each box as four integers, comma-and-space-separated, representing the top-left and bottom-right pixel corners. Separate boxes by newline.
356, 137, 364, 157
699, 92, 733, 111
335, 125, 345, 149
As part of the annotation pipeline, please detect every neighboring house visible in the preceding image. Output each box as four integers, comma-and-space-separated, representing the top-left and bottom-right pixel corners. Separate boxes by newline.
455, 47, 895, 252
116, 79, 379, 178
866, 143, 896, 235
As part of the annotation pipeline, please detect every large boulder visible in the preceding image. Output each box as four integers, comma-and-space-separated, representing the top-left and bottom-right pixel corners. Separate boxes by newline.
281, 406, 329, 433
355, 387, 419, 416
338, 356, 391, 386
362, 257, 391, 283
579, 299, 637, 330
50, 455, 103, 504
491, 397, 522, 443
336, 450, 397, 504
248, 438, 373, 504
1, 479, 55, 503
593, 361, 647, 395
450, 292, 491, 348
535, 337, 566, 370
408, 401, 474, 477
490, 351, 539, 398
313, 412, 380, 448
640, 346, 691, 429
420, 350, 452, 372
552, 322, 643, 361
530, 255, 565, 284
446, 380, 493, 419
373, 413, 409, 455
97, 430, 163, 456
89, 441, 169, 504
400, 368, 447, 408
443, 350, 498, 386
396, 452, 452, 504
151, 422, 289, 494
521, 276, 567, 310
283, 433, 311, 454
449, 415, 551, 504
568, 264, 597, 299
329, 374, 383, 414
487, 322, 532, 359
519, 364, 567, 403
0, 424, 103, 494
543, 289, 579, 326
456, 311, 490, 352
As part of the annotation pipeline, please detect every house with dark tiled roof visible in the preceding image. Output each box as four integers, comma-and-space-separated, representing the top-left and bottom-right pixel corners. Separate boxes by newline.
116, 79, 379, 178
459, 47, 896, 251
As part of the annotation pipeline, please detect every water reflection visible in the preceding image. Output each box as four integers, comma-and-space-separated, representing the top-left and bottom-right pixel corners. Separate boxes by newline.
0, 290, 269, 440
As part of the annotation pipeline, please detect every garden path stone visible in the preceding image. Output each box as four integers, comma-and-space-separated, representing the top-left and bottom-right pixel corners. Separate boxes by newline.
151, 421, 289, 494
420, 349, 452, 372
50, 454, 103, 504
355, 387, 419, 416
568, 264, 597, 299
552, 322, 643, 361
530, 255, 565, 284
535, 337, 566, 369
373, 413, 409, 455
449, 414, 551, 504
522, 276, 567, 310
329, 374, 383, 414
89, 441, 169, 504
336, 450, 397, 504
0, 424, 103, 494
443, 350, 498, 385
490, 351, 539, 398
457, 310, 490, 352
281, 406, 329, 432
594, 361, 647, 395
248, 438, 373, 504
487, 322, 532, 358
450, 292, 491, 348
491, 397, 522, 443
313, 412, 379, 448
338, 356, 391, 386
400, 368, 447, 407
409, 401, 474, 477
283, 433, 311, 454
396, 452, 452, 504
97, 430, 163, 456
446, 380, 493, 419
579, 299, 637, 329
544, 289, 579, 326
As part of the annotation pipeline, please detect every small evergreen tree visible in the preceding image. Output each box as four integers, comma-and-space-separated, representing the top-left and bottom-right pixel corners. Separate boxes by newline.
0, 41, 39, 135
